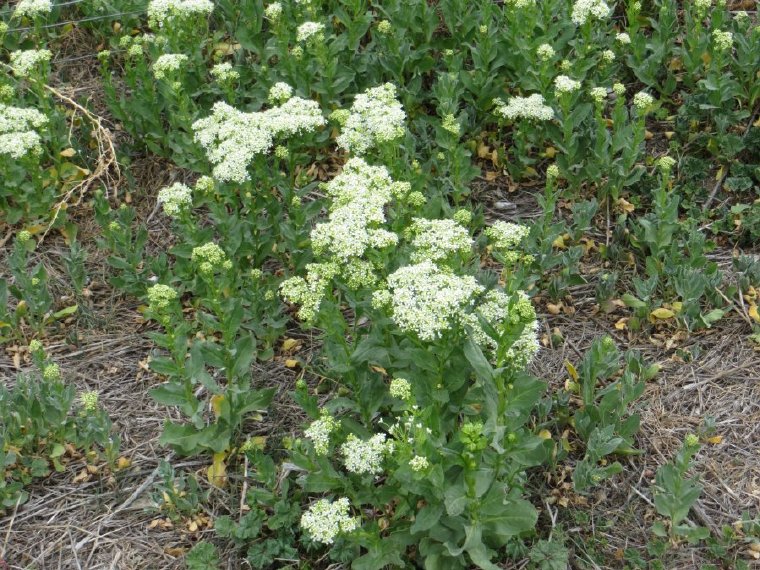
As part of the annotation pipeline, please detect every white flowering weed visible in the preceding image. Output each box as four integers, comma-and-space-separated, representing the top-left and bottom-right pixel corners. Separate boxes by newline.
152, 53, 188, 79
493, 94, 554, 122
385, 261, 484, 341
341, 433, 390, 475
0, 103, 48, 160
193, 98, 325, 182
408, 218, 472, 263
337, 83, 406, 155
157, 183, 193, 217
554, 75, 581, 96
304, 411, 340, 455
147, 0, 213, 27
10, 49, 52, 78
300, 498, 358, 544
14, 0, 52, 18
571, 0, 611, 26
297, 21, 325, 43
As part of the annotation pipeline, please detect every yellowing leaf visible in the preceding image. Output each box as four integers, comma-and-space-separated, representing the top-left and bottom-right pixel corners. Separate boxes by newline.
284, 359, 299, 368
281, 338, 301, 352
707, 435, 723, 445
211, 394, 225, 418
552, 234, 569, 249
207, 452, 228, 488
650, 308, 675, 320
59, 148, 77, 158
565, 360, 578, 382
544, 146, 556, 158
116, 456, 132, 470
749, 304, 760, 323
616, 198, 635, 214
614, 318, 629, 330
538, 429, 552, 440
671, 301, 683, 313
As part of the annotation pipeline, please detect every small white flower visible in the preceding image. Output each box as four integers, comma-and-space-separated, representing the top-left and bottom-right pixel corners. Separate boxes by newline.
268, 82, 293, 104
386, 261, 484, 341
157, 182, 193, 217
633, 91, 654, 111
9, 49, 52, 78
337, 83, 406, 155
616, 32, 631, 45
152, 53, 188, 80
300, 498, 358, 544
485, 221, 529, 251
601, 49, 615, 63
147, 0, 213, 28
341, 433, 390, 475
389, 378, 412, 400
210, 62, 239, 84
408, 218, 472, 263
590, 87, 608, 104
536, 43, 555, 61
0, 103, 48, 159
304, 411, 340, 455
554, 75, 581, 96
712, 29, 733, 51
493, 94, 554, 122
571, 0, 611, 26
14, 0, 52, 18
264, 2, 282, 20
297, 21, 325, 43
409, 456, 429, 471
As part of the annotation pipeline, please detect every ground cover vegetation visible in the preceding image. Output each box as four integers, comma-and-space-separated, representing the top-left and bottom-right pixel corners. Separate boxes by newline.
1, 0, 759, 568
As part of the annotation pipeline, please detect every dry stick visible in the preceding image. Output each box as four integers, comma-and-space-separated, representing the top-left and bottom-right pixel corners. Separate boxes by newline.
703, 104, 760, 211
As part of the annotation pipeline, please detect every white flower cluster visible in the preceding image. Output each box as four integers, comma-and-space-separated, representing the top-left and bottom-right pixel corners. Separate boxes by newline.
506, 0, 536, 7
304, 411, 340, 455
193, 98, 325, 182
157, 182, 192, 217
268, 82, 293, 104
341, 433, 391, 475
9, 49, 52, 77
571, 0, 611, 26
264, 2, 282, 20
385, 261, 483, 341
409, 455, 429, 471
337, 83, 406, 155
461, 290, 539, 366
554, 75, 581, 96
590, 86, 608, 104
297, 21, 325, 42
300, 498, 358, 544
408, 218, 472, 263
14, 0, 52, 18
493, 94, 554, 122
712, 29, 733, 51
152, 53, 188, 79
147, 0, 213, 27
485, 221, 529, 251
536, 43, 555, 61
311, 158, 397, 261
0, 103, 48, 160
389, 378, 412, 400
616, 32, 631, 45
192, 242, 231, 274
210, 62, 239, 84
280, 262, 338, 323
633, 91, 654, 111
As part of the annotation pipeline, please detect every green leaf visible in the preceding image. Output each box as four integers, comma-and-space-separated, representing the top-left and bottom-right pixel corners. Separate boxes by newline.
411, 503, 444, 534
48, 304, 78, 322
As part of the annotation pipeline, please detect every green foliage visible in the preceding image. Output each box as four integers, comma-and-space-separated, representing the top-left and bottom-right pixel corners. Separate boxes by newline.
652, 435, 709, 543
0, 344, 116, 510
